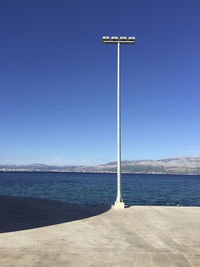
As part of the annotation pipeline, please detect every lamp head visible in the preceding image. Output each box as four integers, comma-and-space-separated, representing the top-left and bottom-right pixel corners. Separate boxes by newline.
111, 36, 118, 41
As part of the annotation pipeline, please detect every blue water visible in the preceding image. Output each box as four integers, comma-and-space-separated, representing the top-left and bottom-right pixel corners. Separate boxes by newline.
0, 172, 200, 206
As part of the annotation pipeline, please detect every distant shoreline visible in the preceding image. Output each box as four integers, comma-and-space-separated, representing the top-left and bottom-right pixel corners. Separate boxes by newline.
1, 171, 200, 176
1, 156, 200, 175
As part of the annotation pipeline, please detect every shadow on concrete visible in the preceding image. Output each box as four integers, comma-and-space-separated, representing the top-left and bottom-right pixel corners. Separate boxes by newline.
0, 196, 110, 233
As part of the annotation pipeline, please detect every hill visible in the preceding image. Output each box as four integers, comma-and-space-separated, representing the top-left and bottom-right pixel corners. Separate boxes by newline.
1, 156, 200, 175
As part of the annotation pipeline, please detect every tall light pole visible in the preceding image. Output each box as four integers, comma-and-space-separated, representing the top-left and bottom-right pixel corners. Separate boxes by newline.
102, 36, 136, 209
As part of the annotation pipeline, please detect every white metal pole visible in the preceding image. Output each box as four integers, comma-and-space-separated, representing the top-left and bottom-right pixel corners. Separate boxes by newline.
102, 36, 135, 209
116, 42, 123, 205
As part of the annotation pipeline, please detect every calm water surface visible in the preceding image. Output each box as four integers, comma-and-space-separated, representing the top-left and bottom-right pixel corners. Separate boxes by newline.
0, 172, 200, 207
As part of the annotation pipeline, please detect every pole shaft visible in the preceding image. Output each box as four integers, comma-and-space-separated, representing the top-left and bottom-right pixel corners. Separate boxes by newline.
117, 42, 122, 202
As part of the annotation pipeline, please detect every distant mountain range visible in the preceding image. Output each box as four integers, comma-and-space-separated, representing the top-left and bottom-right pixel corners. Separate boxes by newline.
1, 156, 200, 175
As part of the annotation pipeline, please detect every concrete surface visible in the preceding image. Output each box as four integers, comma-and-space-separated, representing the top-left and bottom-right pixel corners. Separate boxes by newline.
0, 197, 200, 267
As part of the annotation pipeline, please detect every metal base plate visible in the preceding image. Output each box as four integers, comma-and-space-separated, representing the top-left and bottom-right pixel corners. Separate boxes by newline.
112, 201, 125, 209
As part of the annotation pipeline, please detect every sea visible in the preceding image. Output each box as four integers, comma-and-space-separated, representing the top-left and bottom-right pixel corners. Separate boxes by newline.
0, 172, 200, 207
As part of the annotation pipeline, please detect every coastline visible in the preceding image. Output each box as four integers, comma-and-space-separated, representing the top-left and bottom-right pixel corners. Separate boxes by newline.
1, 170, 200, 175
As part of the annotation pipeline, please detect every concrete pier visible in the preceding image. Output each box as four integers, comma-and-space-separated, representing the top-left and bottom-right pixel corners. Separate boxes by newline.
0, 196, 200, 266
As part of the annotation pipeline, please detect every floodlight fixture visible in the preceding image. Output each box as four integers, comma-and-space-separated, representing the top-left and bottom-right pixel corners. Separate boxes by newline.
111, 36, 119, 40
128, 36, 136, 41
102, 36, 110, 40
102, 35, 136, 44
120, 36, 127, 40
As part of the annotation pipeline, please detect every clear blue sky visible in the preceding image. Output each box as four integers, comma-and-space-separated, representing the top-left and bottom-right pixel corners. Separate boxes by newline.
1, 0, 200, 165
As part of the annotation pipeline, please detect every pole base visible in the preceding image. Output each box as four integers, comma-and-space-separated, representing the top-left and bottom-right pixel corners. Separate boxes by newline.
112, 201, 125, 209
